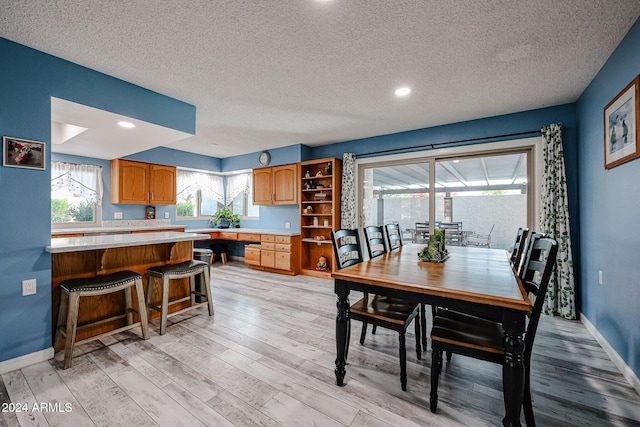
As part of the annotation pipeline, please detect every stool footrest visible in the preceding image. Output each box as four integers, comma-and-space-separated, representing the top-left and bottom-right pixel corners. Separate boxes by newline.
72, 322, 148, 348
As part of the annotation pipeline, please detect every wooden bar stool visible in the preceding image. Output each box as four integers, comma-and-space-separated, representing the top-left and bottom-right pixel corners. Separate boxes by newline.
54, 270, 150, 369
146, 260, 214, 335
208, 243, 228, 264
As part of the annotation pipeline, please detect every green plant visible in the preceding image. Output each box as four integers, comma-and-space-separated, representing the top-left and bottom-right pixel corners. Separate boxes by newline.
177, 201, 194, 217
210, 207, 240, 228
67, 201, 94, 222
51, 199, 70, 222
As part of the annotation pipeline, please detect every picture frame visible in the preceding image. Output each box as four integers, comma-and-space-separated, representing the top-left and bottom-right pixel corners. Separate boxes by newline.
3, 136, 46, 170
604, 76, 640, 169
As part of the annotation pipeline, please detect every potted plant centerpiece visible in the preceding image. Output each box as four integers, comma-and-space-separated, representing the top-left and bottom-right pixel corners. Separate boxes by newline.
210, 208, 240, 229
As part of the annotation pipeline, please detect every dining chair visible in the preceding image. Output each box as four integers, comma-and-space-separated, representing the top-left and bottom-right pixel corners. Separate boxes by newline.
363, 225, 388, 259
331, 228, 422, 391
510, 227, 530, 272
466, 224, 495, 248
429, 235, 558, 426
415, 222, 430, 243
385, 223, 404, 251
440, 222, 463, 246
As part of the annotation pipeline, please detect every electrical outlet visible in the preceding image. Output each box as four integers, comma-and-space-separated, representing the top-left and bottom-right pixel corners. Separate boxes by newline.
598, 270, 603, 285
114, 212, 123, 219
165, 212, 170, 219
285, 222, 291, 229
22, 279, 36, 296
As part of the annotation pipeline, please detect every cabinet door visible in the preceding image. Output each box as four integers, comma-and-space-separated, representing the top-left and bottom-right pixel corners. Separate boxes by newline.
149, 164, 176, 204
261, 249, 275, 267
273, 164, 298, 205
111, 159, 149, 204
253, 167, 273, 205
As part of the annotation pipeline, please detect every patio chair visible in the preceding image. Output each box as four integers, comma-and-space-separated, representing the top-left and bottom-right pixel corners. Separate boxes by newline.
466, 224, 495, 248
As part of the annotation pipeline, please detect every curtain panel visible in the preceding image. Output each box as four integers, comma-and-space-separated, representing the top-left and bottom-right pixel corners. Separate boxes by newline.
51, 161, 103, 204
540, 123, 576, 319
176, 170, 224, 204
341, 153, 357, 229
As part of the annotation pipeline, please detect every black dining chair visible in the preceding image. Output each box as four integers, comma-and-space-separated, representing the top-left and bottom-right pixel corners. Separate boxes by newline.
429, 235, 558, 426
385, 223, 404, 251
363, 225, 388, 259
510, 227, 530, 272
331, 228, 422, 391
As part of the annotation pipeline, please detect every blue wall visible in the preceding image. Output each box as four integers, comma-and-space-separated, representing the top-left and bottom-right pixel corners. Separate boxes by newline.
0, 37, 195, 363
576, 18, 640, 377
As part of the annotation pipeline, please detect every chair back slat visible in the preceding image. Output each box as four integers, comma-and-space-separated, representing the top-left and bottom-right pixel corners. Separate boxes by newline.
364, 225, 388, 259
331, 229, 364, 269
510, 227, 530, 271
385, 223, 403, 251
521, 236, 558, 358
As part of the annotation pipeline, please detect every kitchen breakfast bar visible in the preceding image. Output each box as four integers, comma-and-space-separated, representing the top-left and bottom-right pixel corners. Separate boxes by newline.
45, 231, 210, 349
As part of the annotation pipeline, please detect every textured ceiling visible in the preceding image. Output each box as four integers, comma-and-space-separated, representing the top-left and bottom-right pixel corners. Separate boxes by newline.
1, 1, 639, 159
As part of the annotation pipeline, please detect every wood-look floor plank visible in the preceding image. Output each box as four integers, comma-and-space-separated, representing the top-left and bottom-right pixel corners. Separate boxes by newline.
109, 366, 206, 427
2, 261, 639, 426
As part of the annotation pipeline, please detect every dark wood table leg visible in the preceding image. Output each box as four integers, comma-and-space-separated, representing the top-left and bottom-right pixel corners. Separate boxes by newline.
334, 279, 350, 386
502, 310, 526, 427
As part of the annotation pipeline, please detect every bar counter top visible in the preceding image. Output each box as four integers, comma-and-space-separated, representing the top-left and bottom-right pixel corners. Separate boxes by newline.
46, 231, 210, 253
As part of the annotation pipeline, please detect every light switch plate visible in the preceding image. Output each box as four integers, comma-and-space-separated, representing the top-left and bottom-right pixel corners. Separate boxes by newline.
114, 212, 123, 219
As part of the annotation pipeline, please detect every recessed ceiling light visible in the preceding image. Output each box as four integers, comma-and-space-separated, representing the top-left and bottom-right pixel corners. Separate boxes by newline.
117, 121, 135, 128
395, 87, 411, 97
210, 143, 218, 147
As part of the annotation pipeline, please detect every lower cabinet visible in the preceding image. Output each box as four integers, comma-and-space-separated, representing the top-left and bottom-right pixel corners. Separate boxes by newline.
243, 234, 300, 275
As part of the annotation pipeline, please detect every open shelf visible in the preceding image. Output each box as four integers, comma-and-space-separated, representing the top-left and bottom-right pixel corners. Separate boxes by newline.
299, 157, 341, 278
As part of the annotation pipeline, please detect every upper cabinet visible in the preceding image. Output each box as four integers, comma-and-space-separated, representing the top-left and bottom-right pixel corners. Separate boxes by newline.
111, 159, 176, 205
252, 163, 298, 205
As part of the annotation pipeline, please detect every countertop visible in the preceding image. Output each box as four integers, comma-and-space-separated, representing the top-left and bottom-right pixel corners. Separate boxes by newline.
46, 231, 210, 253
187, 227, 300, 237
51, 219, 186, 235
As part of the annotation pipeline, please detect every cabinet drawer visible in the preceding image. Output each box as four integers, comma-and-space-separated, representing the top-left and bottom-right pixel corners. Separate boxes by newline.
261, 250, 275, 267
275, 243, 291, 252
274, 235, 291, 244
244, 245, 261, 265
238, 233, 261, 242
275, 252, 291, 270
261, 234, 275, 242
261, 242, 275, 251
219, 232, 238, 240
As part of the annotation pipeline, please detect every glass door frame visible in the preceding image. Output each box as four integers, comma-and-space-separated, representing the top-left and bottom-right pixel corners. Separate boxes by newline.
356, 137, 542, 235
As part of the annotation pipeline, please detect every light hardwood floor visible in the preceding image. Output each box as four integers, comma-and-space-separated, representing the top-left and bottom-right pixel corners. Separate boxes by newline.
1, 261, 639, 426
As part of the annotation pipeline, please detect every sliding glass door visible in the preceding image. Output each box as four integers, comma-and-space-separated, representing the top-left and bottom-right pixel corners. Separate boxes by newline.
359, 147, 532, 250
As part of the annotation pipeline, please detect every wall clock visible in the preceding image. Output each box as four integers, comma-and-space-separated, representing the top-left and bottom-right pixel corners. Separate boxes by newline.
259, 151, 271, 166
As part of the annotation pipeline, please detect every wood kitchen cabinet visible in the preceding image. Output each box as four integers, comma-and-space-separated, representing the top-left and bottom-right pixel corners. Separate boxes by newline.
111, 159, 176, 205
243, 233, 300, 275
252, 163, 298, 205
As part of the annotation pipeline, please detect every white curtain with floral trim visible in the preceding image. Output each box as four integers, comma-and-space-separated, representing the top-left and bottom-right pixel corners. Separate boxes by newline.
540, 123, 576, 319
51, 162, 103, 204
176, 170, 224, 204
226, 173, 250, 207
341, 153, 357, 229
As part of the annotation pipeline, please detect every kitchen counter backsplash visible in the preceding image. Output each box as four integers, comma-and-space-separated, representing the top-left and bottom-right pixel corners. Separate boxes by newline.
101, 219, 172, 228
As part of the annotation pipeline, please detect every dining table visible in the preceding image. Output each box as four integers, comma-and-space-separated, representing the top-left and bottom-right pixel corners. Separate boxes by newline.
331, 244, 531, 427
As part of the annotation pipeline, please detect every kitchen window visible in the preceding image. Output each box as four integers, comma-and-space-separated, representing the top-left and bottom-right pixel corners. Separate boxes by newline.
226, 173, 258, 218
176, 169, 224, 218
51, 161, 103, 227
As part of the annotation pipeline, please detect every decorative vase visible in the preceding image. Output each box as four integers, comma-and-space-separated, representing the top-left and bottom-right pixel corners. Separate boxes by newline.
218, 219, 230, 229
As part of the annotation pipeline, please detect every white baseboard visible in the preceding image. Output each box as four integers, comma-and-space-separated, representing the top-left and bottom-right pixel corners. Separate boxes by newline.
0, 348, 54, 375
581, 313, 640, 396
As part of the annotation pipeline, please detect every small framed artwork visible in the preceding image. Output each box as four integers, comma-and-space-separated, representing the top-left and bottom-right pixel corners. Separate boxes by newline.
604, 76, 640, 169
3, 136, 46, 170
145, 205, 156, 220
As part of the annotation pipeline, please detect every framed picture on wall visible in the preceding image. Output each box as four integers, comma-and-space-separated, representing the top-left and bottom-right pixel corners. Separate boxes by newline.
604, 75, 640, 169
3, 136, 46, 170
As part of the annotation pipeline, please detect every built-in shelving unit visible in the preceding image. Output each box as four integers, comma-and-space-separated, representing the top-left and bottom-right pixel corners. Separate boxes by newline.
299, 157, 341, 278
